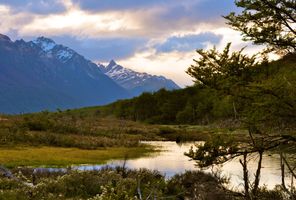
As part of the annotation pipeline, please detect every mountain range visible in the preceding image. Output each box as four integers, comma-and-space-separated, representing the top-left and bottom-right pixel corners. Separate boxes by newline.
98, 60, 179, 96
0, 34, 179, 114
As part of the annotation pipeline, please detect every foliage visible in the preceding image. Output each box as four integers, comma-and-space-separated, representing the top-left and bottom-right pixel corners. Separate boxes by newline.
225, 0, 296, 53
185, 135, 238, 167
109, 86, 235, 125
187, 43, 257, 90
244, 54, 296, 130
185, 47, 296, 168
0, 168, 237, 200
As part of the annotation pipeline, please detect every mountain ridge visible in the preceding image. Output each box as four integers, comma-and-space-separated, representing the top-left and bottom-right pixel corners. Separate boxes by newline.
0, 34, 180, 114
98, 60, 180, 96
0, 34, 130, 114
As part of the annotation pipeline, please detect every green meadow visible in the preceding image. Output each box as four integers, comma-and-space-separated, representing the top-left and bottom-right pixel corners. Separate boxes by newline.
0, 146, 153, 168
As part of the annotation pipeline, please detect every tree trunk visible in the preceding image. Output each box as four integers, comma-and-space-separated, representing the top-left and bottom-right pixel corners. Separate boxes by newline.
240, 153, 250, 199
252, 150, 263, 199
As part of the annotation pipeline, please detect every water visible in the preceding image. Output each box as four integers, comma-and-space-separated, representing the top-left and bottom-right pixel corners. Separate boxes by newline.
76, 141, 197, 177
38, 141, 292, 190
74, 141, 293, 190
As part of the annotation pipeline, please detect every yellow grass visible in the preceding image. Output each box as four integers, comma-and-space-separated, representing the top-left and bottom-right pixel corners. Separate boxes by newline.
0, 146, 152, 168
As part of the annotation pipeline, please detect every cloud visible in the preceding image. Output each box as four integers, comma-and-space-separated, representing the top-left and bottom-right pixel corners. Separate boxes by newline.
49, 35, 148, 61
71, 0, 181, 11
212, 27, 266, 56
18, 9, 143, 38
72, 0, 237, 17
0, 5, 35, 37
192, 0, 237, 20
0, 0, 66, 14
1, 0, 237, 40
67, 0, 238, 38
118, 50, 196, 87
157, 0, 237, 24
155, 33, 222, 53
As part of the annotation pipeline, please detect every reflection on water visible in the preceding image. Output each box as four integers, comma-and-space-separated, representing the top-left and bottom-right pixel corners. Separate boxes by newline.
219, 153, 284, 190
75, 141, 289, 190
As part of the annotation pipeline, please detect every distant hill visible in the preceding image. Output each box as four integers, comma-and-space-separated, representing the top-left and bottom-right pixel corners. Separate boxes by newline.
0, 34, 130, 114
98, 60, 180, 96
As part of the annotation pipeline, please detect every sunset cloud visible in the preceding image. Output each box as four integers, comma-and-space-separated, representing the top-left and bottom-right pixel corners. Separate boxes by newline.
20, 9, 142, 37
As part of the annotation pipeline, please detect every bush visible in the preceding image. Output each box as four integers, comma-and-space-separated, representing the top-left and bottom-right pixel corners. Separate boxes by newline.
0, 168, 238, 200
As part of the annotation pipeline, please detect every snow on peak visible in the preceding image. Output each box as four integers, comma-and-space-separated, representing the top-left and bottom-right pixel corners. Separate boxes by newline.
98, 60, 180, 93
32, 37, 56, 52
103, 61, 156, 86
31, 37, 75, 62
56, 49, 73, 62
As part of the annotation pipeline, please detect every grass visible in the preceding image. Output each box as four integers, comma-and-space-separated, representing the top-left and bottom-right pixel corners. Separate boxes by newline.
0, 109, 254, 170
0, 145, 153, 168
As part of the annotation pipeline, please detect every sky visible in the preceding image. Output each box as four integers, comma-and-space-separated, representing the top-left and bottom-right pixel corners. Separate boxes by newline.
0, 0, 262, 87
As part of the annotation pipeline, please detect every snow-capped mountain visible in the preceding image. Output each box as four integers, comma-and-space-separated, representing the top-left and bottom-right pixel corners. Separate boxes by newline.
31, 37, 75, 63
0, 34, 130, 114
98, 60, 180, 96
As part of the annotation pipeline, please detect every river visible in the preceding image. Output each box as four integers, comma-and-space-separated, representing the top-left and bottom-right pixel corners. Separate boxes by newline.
70, 141, 291, 191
